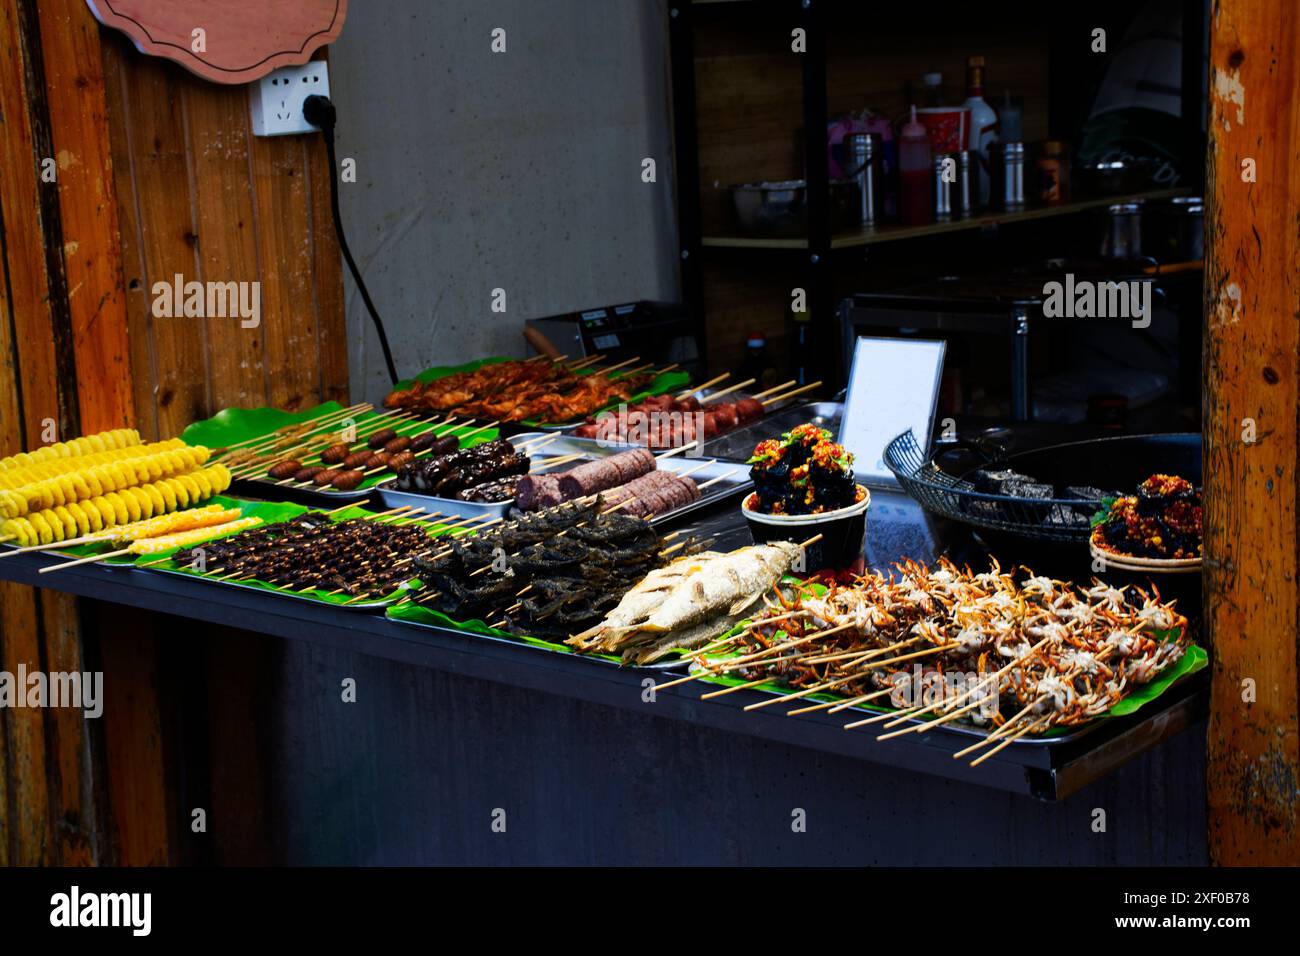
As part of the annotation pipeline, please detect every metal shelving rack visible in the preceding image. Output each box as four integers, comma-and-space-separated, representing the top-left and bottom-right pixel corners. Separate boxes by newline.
666, 0, 1208, 390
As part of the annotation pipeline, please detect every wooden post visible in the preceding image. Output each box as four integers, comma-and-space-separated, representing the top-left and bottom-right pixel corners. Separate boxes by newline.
1204, 0, 1300, 864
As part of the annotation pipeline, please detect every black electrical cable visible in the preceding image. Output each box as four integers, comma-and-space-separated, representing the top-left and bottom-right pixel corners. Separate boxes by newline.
303, 94, 400, 386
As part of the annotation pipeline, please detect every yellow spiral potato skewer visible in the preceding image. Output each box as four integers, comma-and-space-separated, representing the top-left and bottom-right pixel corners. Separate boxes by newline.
0, 438, 190, 490
0, 428, 141, 473
0, 464, 231, 547
0, 445, 212, 518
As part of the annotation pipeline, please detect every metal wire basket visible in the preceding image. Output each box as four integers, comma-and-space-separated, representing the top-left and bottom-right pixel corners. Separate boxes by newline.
883, 430, 1105, 543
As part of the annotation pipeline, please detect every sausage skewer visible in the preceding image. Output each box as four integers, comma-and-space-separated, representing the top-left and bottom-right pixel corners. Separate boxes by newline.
212, 403, 371, 458
234, 414, 457, 479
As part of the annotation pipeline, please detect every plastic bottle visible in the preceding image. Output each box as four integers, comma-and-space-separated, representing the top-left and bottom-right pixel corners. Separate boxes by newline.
963, 56, 1000, 206
899, 106, 933, 226
739, 331, 777, 390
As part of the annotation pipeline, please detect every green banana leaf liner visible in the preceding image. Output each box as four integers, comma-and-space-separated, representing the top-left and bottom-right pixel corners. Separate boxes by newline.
385, 599, 622, 664
391, 356, 691, 429
686, 576, 1207, 735
180, 403, 499, 494
125, 497, 465, 608
181, 402, 345, 450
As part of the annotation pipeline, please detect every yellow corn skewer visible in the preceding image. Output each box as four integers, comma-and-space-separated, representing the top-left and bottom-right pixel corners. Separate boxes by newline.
0, 428, 141, 473
0, 444, 212, 518
0, 464, 232, 548
0, 504, 246, 557
100, 505, 244, 545
128, 516, 264, 555
0, 438, 189, 490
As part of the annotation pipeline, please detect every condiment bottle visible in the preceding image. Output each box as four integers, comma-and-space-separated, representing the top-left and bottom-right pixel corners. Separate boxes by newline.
739, 331, 777, 390
963, 56, 1000, 206
921, 72, 945, 108
899, 106, 933, 226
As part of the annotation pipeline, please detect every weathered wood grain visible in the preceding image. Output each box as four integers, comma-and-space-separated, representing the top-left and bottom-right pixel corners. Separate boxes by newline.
1204, 0, 1300, 865
36, 0, 135, 432
181, 76, 268, 413
250, 131, 321, 411
102, 35, 209, 442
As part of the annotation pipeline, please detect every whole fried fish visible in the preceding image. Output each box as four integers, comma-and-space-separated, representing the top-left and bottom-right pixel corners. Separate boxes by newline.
569, 543, 802, 655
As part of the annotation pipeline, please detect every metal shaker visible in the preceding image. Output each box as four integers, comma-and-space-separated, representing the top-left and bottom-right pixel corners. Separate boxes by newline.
846, 132, 877, 226
990, 141, 1026, 211
955, 150, 973, 218
932, 154, 954, 221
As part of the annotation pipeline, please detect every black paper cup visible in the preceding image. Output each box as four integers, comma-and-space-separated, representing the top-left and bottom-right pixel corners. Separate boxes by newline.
742, 486, 871, 573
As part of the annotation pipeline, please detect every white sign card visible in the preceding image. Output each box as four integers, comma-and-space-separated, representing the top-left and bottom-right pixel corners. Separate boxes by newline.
838, 336, 947, 487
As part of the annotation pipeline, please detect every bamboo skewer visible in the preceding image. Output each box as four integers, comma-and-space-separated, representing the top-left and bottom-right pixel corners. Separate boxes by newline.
275, 417, 477, 487
695, 470, 740, 492
698, 664, 804, 700
750, 379, 797, 400
222, 404, 394, 463
39, 547, 132, 572
649, 639, 816, 692
742, 670, 866, 711
654, 442, 702, 461
2, 532, 112, 557
698, 378, 756, 403
951, 695, 1049, 759
761, 380, 822, 408
786, 685, 894, 717
213, 403, 370, 456
596, 356, 640, 375
232, 413, 439, 478
653, 623, 843, 693
798, 637, 919, 668
901, 638, 1051, 724
515, 434, 558, 453
674, 459, 716, 480
535, 453, 584, 469
876, 697, 991, 741
675, 372, 729, 399
843, 703, 927, 730
969, 714, 1052, 767
269, 417, 461, 484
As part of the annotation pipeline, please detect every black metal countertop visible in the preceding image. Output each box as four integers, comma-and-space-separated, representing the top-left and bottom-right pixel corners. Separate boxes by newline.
0, 483, 1207, 802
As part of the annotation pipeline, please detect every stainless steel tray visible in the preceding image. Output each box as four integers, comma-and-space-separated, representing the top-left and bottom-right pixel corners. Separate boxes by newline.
687, 663, 1110, 748
553, 392, 826, 460
375, 431, 753, 526
702, 400, 843, 462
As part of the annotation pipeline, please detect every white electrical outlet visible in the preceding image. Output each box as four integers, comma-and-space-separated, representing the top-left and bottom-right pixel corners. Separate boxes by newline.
249, 62, 330, 137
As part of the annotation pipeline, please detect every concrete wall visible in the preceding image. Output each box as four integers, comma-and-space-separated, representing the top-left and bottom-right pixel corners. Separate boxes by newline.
329, 0, 680, 402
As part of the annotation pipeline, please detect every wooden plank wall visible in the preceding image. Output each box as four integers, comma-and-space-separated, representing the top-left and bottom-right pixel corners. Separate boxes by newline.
0, 0, 348, 865
1204, 0, 1300, 865
0, 0, 95, 869
101, 36, 349, 438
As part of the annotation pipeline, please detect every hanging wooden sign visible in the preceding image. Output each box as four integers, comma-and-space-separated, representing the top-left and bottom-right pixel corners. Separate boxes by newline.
85, 0, 347, 84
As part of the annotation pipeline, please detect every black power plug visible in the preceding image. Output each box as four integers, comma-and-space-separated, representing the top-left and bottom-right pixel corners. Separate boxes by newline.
303, 94, 400, 386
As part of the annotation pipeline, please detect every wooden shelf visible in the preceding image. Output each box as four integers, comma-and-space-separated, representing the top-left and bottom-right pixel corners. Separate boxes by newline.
701, 188, 1195, 251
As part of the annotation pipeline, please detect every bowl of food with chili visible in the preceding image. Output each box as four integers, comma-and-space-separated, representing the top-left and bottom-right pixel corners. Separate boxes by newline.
742, 424, 870, 572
